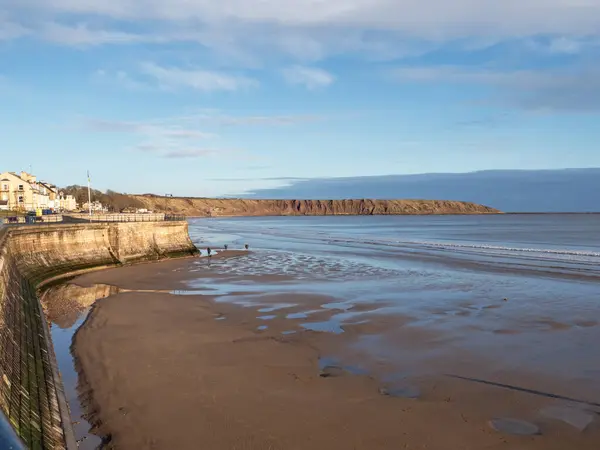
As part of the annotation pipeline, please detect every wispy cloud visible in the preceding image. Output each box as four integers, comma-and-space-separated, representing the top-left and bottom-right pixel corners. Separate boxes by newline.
139, 62, 258, 92
391, 65, 600, 112
134, 142, 238, 159
0, 17, 29, 40
82, 111, 325, 136
80, 109, 325, 160
83, 116, 220, 158
282, 65, 335, 89
5, 1, 600, 67
40, 22, 149, 46
525, 36, 600, 55
163, 148, 219, 158
12, 1, 600, 36
83, 117, 215, 138
209, 113, 324, 126
92, 69, 149, 90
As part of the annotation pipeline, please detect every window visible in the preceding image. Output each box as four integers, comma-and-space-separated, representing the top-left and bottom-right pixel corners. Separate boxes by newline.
18, 185, 24, 191
18, 196, 24, 203
1, 184, 8, 191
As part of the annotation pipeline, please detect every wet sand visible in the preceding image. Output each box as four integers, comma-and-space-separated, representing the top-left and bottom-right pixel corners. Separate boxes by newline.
66, 254, 600, 450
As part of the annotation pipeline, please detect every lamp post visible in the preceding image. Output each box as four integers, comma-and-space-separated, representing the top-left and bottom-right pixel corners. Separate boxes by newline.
87, 171, 92, 222
164, 194, 173, 219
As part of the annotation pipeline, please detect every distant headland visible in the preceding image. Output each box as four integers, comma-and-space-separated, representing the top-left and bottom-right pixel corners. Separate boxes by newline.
131, 195, 500, 217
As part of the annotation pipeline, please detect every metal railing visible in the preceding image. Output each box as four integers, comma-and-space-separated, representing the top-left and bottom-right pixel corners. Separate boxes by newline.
1, 215, 64, 225
1, 212, 187, 225
63, 213, 187, 223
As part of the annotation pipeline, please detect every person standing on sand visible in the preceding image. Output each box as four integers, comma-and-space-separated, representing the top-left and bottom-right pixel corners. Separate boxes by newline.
224, 244, 228, 250
206, 247, 212, 258
244, 244, 249, 250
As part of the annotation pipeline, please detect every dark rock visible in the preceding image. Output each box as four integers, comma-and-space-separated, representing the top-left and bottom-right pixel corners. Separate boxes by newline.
319, 365, 345, 378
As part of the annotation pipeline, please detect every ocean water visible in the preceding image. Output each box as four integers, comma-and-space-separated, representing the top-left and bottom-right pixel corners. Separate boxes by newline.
189, 214, 600, 278
188, 214, 600, 400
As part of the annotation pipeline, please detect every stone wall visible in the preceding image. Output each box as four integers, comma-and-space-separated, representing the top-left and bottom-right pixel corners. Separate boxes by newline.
0, 222, 198, 448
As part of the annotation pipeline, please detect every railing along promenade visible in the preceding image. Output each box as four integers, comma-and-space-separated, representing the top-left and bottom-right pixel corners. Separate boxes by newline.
2, 213, 187, 225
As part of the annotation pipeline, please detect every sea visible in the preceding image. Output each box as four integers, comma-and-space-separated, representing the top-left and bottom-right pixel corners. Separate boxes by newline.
189, 214, 600, 400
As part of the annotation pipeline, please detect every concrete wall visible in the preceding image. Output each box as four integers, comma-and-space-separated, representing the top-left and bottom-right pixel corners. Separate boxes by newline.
0, 221, 198, 448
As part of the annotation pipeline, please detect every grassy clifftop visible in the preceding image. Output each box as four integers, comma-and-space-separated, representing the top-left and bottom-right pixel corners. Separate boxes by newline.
132, 196, 501, 216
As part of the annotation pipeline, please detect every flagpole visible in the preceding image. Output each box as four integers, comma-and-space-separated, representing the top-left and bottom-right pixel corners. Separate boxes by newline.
87, 171, 92, 221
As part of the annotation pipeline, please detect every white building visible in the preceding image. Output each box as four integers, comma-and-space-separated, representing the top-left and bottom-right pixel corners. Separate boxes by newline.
82, 201, 107, 212
58, 192, 78, 211
0, 171, 49, 211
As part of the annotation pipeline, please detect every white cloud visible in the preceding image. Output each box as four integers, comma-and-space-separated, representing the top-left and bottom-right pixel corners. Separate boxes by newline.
282, 65, 334, 89
82, 116, 219, 158
92, 69, 150, 90
40, 22, 149, 46
80, 110, 325, 159
212, 114, 323, 125
0, 17, 29, 40
133, 142, 239, 159
391, 65, 600, 112
11, 1, 600, 36
4, 1, 600, 65
390, 66, 554, 87
163, 148, 219, 158
83, 117, 216, 139
139, 62, 258, 91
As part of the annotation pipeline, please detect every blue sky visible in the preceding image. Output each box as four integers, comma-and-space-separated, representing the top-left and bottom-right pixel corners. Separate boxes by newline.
2, 1, 600, 196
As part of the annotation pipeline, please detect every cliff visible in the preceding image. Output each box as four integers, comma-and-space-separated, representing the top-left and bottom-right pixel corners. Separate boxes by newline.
0, 222, 198, 449
132, 197, 500, 217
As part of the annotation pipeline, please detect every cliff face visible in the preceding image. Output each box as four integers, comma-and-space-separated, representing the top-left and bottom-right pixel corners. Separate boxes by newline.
132, 197, 500, 217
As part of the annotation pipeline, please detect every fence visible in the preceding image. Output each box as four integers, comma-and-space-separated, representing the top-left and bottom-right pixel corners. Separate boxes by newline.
1, 213, 187, 226
62, 213, 187, 223
1, 215, 64, 225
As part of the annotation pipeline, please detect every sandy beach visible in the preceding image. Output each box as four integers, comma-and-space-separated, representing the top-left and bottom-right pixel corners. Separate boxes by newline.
57, 250, 600, 450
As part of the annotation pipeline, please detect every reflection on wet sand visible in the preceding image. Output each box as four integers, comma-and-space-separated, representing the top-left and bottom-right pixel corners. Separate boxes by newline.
41, 283, 123, 449
42, 283, 120, 329
40, 244, 600, 450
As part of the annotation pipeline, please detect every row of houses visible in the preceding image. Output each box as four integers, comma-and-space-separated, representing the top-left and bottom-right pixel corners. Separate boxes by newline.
0, 171, 77, 212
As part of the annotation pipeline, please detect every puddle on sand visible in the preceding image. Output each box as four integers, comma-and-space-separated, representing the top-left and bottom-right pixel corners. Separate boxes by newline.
321, 301, 354, 311
301, 320, 345, 334
42, 283, 115, 449
318, 356, 369, 376
257, 303, 297, 313
257, 315, 276, 320
488, 418, 540, 436
257, 325, 269, 331
286, 311, 310, 319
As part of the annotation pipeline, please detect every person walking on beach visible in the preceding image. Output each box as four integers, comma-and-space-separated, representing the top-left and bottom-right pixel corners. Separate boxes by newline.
224, 244, 228, 250
206, 247, 212, 258
244, 244, 249, 250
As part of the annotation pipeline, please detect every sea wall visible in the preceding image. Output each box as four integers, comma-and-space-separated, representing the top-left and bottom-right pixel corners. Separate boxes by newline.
0, 222, 198, 448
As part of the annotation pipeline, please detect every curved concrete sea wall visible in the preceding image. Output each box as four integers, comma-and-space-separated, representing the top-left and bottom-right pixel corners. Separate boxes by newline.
0, 222, 198, 449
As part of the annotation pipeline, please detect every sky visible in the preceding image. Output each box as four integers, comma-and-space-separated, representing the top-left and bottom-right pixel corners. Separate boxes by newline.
2, 1, 600, 197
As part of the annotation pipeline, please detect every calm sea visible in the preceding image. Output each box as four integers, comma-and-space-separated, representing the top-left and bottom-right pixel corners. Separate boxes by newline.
189, 214, 600, 278
188, 214, 600, 399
